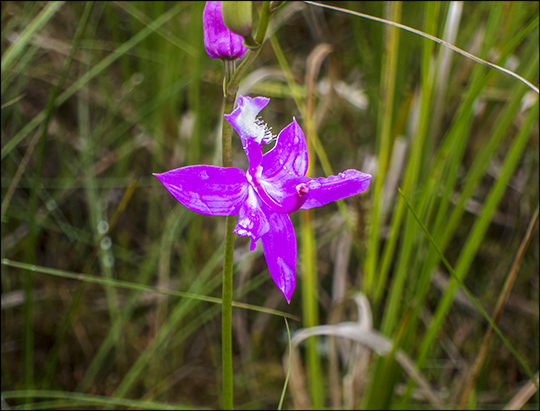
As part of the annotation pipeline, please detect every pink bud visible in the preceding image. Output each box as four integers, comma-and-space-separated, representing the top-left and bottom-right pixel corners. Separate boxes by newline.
203, 1, 247, 60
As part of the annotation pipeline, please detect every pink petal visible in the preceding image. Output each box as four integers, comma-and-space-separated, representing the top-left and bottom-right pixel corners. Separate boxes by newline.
300, 169, 372, 209
153, 165, 248, 215
261, 118, 308, 180
234, 187, 270, 250
260, 210, 297, 303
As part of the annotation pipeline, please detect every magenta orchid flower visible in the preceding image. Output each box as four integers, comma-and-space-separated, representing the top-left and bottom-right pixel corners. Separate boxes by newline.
203, 1, 247, 60
154, 96, 371, 303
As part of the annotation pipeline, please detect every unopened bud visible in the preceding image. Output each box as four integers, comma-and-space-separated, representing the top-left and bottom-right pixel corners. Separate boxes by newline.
203, 1, 247, 60
221, 1, 253, 37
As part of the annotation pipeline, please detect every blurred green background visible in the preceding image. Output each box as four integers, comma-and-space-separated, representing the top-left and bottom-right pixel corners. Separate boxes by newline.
1, 1, 539, 409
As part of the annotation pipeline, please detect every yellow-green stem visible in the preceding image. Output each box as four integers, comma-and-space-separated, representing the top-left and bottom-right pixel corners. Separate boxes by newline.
220, 6, 272, 406
300, 209, 323, 409
221, 59, 237, 410
300, 58, 323, 408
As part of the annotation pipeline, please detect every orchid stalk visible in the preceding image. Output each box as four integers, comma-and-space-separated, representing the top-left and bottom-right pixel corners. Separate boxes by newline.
201, 2, 270, 408
221, 58, 236, 410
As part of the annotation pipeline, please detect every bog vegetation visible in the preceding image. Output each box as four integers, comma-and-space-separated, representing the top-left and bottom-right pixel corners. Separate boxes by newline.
1, 1, 539, 409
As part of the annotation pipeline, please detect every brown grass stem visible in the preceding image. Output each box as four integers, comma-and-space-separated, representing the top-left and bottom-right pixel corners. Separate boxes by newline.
458, 206, 540, 409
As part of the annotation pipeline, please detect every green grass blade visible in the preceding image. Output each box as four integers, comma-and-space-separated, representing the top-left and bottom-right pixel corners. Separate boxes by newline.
414, 94, 539, 377
1, 2, 65, 75
366, 3, 439, 408
303, 1, 539, 93
1, 390, 194, 410
277, 318, 292, 411
1, 1, 188, 160
398, 184, 538, 390
364, 1, 402, 295
1, 258, 300, 321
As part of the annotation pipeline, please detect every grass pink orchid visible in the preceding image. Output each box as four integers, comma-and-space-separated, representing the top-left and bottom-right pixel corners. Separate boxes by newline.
154, 96, 371, 303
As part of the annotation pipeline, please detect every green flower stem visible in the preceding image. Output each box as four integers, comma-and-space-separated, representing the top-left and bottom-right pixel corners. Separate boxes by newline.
221, 215, 235, 410
221, 59, 237, 410
253, 1, 271, 45
220, 5, 271, 407
222, 60, 237, 168
227, 1, 271, 95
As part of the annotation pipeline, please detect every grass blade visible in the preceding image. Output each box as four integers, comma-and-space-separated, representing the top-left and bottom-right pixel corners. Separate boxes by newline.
1, 258, 300, 321
398, 185, 539, 390
1, 2, 65, 75
277, 318, 292, 411
303, 1, 539, 93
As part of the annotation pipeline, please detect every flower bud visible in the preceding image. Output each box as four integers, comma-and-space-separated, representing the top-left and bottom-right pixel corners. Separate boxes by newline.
203, 1, 247, 60
221, 1, 252, 37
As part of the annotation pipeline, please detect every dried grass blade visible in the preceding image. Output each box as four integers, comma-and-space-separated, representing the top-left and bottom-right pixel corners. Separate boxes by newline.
303, 1, 539, 93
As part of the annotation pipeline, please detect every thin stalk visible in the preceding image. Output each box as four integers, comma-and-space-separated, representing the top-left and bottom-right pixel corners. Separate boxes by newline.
278, 318, 292, 410
227, 1, 271, 96
221, 215, 236, 410
221, 59, 237, 410
297, 44, 330, 410
218, 19, 273, 407
300, 209, 323, 408
458, 207, 539, 409
220, 7, 273, 405
222, 60, 237, 168
300, 140, 321, 409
